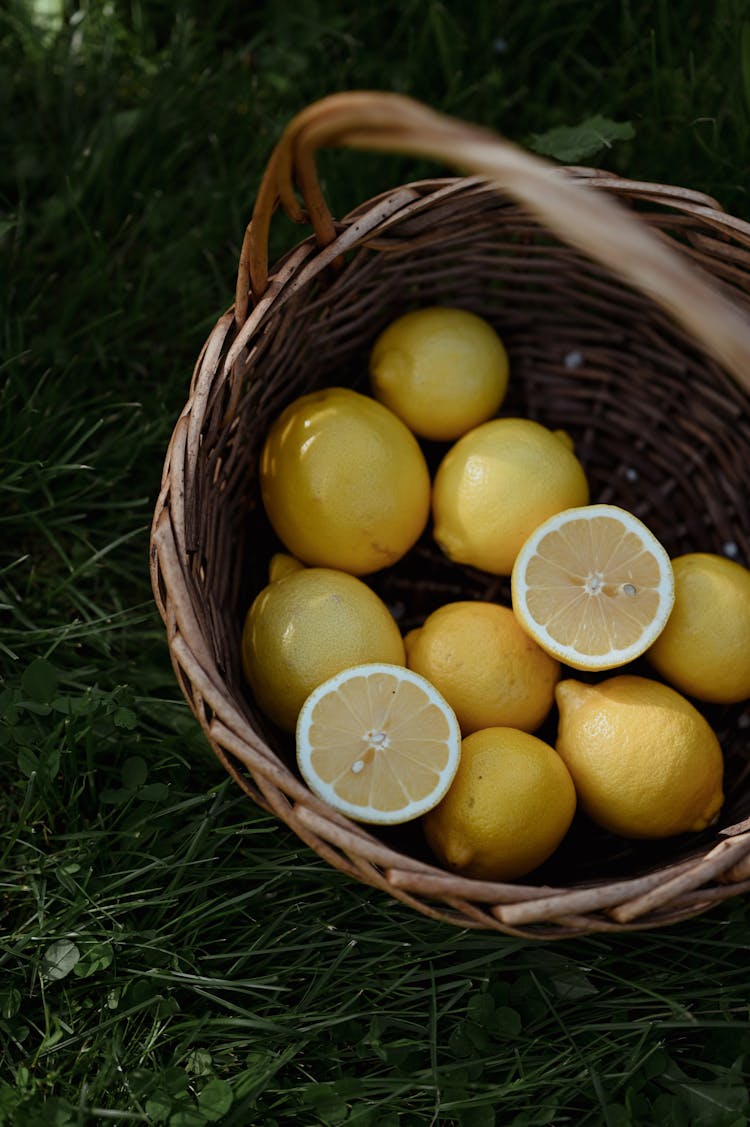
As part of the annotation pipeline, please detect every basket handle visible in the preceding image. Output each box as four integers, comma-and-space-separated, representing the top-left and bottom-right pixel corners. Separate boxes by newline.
236, 90, 750, 391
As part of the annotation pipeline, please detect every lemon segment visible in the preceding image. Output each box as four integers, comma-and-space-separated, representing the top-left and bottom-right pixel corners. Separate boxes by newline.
555, 675, 724, 838
296, 663, 461, 825
369, 306, 509, 441
404, 601, 559, 734
432, 418, 589, 575
647, 552, 750, 703
422, 727, 577, 880
260, 387, 431, 576
512, 504, 675, 670
242, 568, 405, 732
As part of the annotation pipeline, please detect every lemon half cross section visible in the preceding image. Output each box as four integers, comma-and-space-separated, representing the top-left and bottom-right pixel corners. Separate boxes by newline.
296, 663, 461, 825
512, 504, 675, 671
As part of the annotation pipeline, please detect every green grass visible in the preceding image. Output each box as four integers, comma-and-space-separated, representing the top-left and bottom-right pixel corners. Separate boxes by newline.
3, 0, 750, 1123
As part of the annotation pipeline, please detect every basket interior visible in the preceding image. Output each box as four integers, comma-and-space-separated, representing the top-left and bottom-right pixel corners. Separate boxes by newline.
187, 178, 750, 889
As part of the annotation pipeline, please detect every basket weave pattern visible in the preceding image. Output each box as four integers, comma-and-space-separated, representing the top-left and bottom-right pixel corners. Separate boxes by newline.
151, 94, 750, 938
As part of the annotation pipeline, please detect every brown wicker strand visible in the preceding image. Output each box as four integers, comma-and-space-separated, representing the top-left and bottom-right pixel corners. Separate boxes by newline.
609, 833, 750, 923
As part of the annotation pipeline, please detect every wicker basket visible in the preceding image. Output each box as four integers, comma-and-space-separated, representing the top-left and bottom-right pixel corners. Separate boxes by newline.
150, 92, 750, 938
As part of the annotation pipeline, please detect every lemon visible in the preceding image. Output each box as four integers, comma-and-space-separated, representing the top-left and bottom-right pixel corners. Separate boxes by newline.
241, 567, 405, 731
555, 675, 724, 839
260, 387, 431, 576
404, 600, 559, 734
512, 504, 675, 671
422, 727, 577, 881
296, 663, 461, 824
647, 552, 750, 703
432, 418, 589, 575
369, 306, 509, 441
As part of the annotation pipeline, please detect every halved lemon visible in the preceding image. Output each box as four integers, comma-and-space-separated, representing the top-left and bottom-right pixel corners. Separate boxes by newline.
296, 663, 461, 824
511, 505, 675, 671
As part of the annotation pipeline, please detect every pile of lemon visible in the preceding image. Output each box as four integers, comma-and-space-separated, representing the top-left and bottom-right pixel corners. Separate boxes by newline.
241, 306, 750, 882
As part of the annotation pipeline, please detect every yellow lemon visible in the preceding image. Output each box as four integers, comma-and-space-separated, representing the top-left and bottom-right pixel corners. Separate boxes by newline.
260, 387, 430, 576
369, 306, 509, 441
296, 663, 461, 824
555, 675, 724, 839
241, 568, 405, 731
404, 601, 559, 734
512, 504, 675, 671
647, 552, 750, 703
432, 418, 589, 575
422, 727, 577, 881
